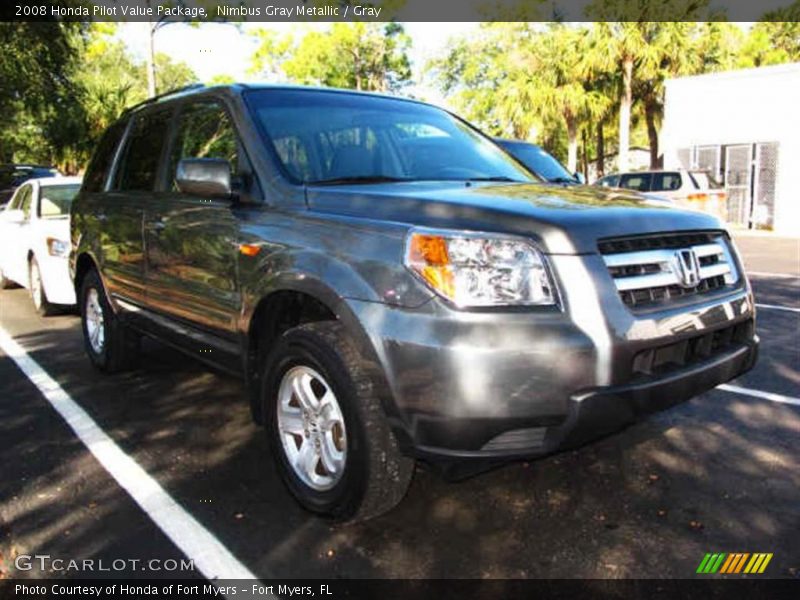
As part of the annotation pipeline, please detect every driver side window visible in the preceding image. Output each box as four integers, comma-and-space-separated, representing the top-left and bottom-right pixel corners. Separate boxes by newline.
15, 185, 33, 220
169, 101, 239, 192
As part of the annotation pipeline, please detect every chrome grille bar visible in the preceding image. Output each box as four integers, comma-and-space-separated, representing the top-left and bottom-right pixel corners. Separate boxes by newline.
601, 236, 739, 306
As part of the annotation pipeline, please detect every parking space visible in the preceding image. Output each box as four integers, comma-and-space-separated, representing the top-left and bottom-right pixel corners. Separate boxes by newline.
0, 237, 798, 581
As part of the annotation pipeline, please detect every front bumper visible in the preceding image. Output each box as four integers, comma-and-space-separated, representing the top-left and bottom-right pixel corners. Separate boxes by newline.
38, 255, 76, 305
347, 277, 758, 461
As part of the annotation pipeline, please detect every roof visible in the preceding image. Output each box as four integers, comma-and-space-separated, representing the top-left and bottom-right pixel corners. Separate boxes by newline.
28, 176, 82, 186
666, 61, 800, 87
122, 82, 432, 117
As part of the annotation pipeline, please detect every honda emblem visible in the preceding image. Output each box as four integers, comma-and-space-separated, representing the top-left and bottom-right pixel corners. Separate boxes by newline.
673, 249, 701, 288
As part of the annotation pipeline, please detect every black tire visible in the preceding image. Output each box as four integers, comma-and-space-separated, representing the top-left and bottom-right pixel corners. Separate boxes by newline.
29, 257, 56, 316
79, 269, 139, 372
262, 321, 414, 522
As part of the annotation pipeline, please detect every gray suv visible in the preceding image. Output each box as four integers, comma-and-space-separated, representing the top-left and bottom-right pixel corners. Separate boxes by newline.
70, 85, 758, 521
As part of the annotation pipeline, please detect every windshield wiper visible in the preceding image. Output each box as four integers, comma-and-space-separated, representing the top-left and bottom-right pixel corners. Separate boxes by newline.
547, 177, 578, 184
307, 175, 412, 186
463, 176, 519, 182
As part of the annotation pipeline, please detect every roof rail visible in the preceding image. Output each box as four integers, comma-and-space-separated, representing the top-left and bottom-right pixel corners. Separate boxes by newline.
122, 83, 206, 116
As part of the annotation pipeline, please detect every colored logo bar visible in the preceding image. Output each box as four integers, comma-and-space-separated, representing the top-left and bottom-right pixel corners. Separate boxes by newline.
696, 553, 773, 574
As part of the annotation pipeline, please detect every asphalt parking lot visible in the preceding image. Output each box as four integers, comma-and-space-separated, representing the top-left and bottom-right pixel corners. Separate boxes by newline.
0, 233, 797, 581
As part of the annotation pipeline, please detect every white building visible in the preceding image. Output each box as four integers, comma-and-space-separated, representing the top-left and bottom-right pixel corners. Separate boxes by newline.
661, 62, 800, 235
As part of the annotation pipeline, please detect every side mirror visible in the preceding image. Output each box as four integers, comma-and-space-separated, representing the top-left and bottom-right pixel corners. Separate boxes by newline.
3, 209, 25, 224
574, 172, 586, 184
175, 158, 232, 198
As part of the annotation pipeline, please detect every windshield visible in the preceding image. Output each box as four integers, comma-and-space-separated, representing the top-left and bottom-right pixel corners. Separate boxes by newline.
38, 184, 80, 218
246, 90, 533, 185
498, 142, 574, 182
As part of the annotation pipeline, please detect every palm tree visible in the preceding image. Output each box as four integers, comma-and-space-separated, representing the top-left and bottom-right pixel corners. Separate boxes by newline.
587, 23, 659, 172
501, 25, 608, 172
633, 23, 700, 168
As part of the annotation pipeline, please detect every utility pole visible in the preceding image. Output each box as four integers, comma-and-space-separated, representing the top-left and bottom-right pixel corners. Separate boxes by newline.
145, 16, 157, 98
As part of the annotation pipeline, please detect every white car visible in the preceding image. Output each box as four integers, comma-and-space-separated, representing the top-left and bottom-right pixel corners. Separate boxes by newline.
595, 169, 727, 219
0, 176, 82, 315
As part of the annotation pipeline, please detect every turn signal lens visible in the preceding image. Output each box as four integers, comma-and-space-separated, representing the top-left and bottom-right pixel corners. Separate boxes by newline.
687, 193, 708, 202
46, 237, 69, 257
404, 228, 556, 308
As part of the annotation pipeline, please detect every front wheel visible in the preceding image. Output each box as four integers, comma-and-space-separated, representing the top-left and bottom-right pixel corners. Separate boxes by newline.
30, 257, 56, 316
0, 264, 15, 289
79, 269, 139, 372
262, 321, 414, 522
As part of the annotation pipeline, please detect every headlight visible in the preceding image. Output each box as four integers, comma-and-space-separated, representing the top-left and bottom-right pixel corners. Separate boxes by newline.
46, 237, 69, 257
404, 228, 556, 307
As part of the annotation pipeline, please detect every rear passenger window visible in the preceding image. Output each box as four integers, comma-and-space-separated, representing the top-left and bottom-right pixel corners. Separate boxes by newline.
115, 109, 172, 192
619, 173, 652, 192
651, 172, 682, 192
83, 119, 128, 193
168, 102, 239, 190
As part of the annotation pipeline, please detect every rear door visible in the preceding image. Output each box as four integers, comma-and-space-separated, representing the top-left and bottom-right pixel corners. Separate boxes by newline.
143, 99, 243, 338
101, 108, 173, 307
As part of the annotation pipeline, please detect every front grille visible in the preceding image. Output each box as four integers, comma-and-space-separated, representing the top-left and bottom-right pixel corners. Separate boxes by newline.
632, 319, 754, 377
599, 231, 740, 309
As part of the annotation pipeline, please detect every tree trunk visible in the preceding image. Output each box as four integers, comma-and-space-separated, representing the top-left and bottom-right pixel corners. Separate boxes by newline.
582, 126, 589, 182
618, 55, 633, 172
353, 47, 362, 91
596, 120, 605, 178
566, 116, 578, 174
645, 99, 660, 169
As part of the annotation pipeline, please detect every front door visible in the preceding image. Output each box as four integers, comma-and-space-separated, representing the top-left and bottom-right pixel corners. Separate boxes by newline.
0, 184, 33, 285
144, 99, 242, 338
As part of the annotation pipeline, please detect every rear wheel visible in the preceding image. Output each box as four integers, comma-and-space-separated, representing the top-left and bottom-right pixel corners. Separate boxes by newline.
79, 269, 139, 372
29, 257, 56, 316
262, 321, 414, 522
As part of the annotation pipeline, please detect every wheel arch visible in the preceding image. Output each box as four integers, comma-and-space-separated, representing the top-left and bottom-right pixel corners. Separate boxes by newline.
242, 278, 387, 426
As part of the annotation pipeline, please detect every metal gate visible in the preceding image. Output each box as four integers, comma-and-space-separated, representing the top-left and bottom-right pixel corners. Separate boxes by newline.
753, 142, 778, 228
676, 142, 780, 229
696, 146, 721, 181
724, 145, 752, 226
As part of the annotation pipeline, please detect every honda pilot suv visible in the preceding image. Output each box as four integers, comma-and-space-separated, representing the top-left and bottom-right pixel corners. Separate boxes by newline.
70, 84, 758, 521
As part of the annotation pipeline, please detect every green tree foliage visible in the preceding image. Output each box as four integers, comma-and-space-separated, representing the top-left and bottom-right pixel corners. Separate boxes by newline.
431, 16, 799, 174
1, 22, 197, 172
249, 23, 412, 92
0, 21, 86, 163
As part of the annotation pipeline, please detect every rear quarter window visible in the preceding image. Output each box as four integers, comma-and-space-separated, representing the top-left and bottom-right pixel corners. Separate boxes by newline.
83, 119, 128, 193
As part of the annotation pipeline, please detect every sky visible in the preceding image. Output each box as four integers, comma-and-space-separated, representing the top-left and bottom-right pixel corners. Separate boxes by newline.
115, 22, 480, 106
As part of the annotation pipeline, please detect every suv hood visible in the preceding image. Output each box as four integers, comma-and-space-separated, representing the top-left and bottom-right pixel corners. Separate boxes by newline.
305, 181, 722, 254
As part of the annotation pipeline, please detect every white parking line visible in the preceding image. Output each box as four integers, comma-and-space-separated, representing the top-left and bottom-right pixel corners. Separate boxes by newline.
755, 303, 800, 314
718, 383, 800, 407
0, 327, 258, 582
